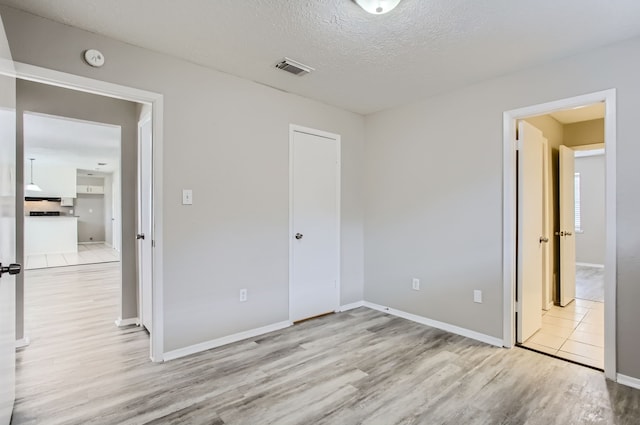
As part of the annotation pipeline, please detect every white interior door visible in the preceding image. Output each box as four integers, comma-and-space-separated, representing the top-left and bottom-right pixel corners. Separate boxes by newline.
517, 121, 546, 343
137, 117, 153, 332
541, 139, 552, 310
0, 24, 17, 425
290, 128, 340, 322
559, 145, 576, 306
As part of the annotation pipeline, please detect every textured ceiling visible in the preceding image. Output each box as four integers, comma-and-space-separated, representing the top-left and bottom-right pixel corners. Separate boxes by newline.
2, 0, 640, 114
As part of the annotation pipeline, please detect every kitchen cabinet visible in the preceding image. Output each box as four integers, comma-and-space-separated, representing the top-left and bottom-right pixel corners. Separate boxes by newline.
25, 216, 78, 255
76, 184, 104, 194
25, 164, 77, 198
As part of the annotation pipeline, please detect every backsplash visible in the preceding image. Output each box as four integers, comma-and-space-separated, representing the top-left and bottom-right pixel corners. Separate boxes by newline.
24, 200, 74, 216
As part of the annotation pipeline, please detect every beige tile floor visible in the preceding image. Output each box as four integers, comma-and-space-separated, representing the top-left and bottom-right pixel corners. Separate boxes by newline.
523, 298, 604, 369
25, 243, 120, 270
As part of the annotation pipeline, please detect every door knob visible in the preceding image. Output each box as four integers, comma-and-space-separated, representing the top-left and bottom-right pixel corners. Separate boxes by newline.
136, 233, 145, 240
295, 233, 303, 240
0, 263, 22, 278
539, 237, 549, 243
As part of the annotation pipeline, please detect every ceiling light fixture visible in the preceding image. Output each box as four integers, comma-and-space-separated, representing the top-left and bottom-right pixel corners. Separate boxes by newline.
353, 0, 402, 14
26, 158, 42, 192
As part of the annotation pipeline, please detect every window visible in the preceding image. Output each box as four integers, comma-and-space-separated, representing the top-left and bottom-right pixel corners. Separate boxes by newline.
574, 172, 582, 232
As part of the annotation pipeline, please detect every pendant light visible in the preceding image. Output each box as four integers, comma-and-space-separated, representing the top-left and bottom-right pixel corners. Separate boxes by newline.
353, 0, 402, 14
26, 158, 42, 192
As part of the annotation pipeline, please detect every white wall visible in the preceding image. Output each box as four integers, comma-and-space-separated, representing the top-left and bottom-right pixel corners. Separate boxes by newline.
575, 155, 605, 265
364, 36, 640, 379
0, 7, 365, 353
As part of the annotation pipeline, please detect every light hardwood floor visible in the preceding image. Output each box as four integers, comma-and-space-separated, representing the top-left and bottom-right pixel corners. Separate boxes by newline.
12, 263, 640, 424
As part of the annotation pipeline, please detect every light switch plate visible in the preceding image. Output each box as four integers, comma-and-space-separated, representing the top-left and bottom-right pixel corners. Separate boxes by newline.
182, 189, 193, 205
473, 290, 483, 303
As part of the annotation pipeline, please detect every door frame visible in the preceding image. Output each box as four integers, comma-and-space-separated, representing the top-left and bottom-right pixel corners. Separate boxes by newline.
13, 62, 165, 362
288, 124, 341, 322
137, 114, 152, 332
502, 89, 616, 380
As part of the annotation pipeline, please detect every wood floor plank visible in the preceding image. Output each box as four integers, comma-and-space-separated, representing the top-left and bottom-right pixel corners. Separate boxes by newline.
11, 262, 640, 424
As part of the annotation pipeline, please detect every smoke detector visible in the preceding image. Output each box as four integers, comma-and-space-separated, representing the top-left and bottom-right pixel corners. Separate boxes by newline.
275, 58, 314, 76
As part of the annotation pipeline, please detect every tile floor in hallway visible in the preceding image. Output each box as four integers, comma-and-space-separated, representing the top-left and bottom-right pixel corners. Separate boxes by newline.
25, 243, 120, 270
522, 298, 604, 369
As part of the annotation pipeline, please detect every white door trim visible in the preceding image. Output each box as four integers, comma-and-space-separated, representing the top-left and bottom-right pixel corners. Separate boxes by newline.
12, 61, 165, 363
503, 89, 616, 380
288, 124, 341, 322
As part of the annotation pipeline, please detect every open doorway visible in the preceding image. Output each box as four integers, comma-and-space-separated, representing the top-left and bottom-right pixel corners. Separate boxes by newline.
23, 112, 121, 270
516, 104, 605, 369
15, 77, 157, 356
503, 90, 616, 379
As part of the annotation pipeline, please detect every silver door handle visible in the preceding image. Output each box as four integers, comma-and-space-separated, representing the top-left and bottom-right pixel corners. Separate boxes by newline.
0, 263, 21, 278
539, 237, 549, 243
295, 233, 303, 240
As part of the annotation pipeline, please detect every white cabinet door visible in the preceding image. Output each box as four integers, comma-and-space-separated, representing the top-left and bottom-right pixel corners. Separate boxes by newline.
77, 185, 104, 194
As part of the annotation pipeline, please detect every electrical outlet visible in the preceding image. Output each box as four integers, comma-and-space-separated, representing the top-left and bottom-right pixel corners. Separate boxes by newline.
412, 278, 420, 291
239, 289, 248, 302
474, 290, 483, 303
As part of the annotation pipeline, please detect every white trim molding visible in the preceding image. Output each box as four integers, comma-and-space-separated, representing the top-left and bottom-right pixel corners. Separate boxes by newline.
363, 302, 503, 347
617, 374, 640, 390
339, 301, 365, 312
576, 262, 605, 269
503, 89, 617, 380
15, 336, 30, 348
163, 321, 292, 362
13, 61, 165, 363
115, 317, 139, 327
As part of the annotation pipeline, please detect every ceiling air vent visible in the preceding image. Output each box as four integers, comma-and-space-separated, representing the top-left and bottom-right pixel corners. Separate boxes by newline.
275, 58, 314, 76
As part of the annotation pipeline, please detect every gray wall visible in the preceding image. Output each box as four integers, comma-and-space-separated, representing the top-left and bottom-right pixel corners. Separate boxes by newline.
76, 176, 106, 243
575, 155, 605, 265
15, 79, 138, 340
364, 37, 640, 379
0, 7, 365, 352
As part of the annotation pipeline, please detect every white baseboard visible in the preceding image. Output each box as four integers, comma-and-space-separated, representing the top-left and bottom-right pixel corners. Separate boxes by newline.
15, 336, 30, 348
78, 241, 107, 245
338, 301, 364, 312
115, 317, 139, 327
617, 373, 640, 390
576, 262, 605, 268
363, 301, 504, 347
163, 320, 292, 362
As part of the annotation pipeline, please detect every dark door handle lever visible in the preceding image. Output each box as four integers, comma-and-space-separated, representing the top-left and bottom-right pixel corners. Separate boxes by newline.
0, 263, 22, 278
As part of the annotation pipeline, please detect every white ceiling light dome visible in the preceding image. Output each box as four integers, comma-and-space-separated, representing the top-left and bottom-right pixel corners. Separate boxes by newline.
353, 0, 402, 15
